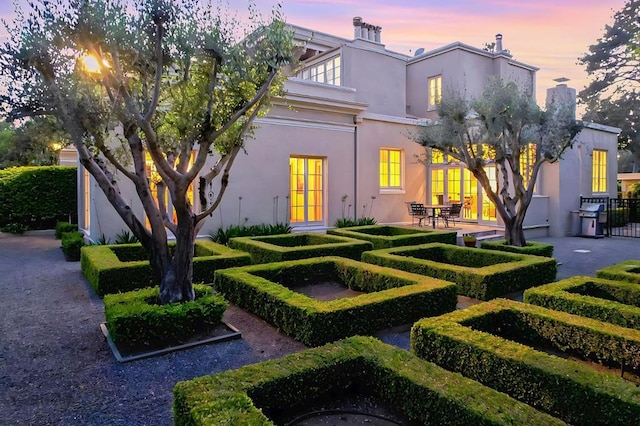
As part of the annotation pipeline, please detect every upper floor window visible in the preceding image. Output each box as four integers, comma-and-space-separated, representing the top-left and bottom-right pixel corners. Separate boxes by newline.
519, 143, 537, 189
380, 148, 402, 189
592, 149, 607, 193
297, 55, 341, 86
428, 75, 442, 110
431, 148, 445, 164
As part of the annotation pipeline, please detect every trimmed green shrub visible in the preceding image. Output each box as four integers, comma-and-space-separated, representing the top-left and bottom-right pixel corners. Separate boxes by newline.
0, 166, 76, 230
411, 299, 640, 425
55, 221, 78, 239
362, 243, 557, 300
480, 239, 554, 257
328, 225, 457, 249
81, 240, 251, 296
173, 336, 563, 426
524, 276, 640, 330
596, 260, 640, 284
1, 222, 28, 234
333, 217, 377, 228
104, 284, 226, 349
214, 256, 457, 346
228, 233, 373, 264
61, 231, 85, 261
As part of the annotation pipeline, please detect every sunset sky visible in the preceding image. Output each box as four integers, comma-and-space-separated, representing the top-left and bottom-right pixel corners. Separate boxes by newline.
0, 0, 627, 116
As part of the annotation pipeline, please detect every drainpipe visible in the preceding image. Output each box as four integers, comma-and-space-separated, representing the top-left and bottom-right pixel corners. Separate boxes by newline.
353, 119, 358, 220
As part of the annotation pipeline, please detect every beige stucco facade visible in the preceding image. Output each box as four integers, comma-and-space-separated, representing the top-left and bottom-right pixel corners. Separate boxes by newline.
77, 18, 620, 241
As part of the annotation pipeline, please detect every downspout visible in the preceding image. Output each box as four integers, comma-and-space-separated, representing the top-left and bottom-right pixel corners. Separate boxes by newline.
353, 116, 359, 220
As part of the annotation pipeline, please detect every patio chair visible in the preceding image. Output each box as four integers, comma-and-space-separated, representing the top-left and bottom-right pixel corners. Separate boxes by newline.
405, 201, 429, 226
438, 203, 462, 228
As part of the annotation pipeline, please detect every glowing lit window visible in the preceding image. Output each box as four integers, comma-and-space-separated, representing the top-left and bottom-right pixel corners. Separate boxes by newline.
428, 75, 442, 109
519, 143, 537, 189
289, 157, 324, 223
431, 149, 445, 164
380, 148, 402, 189
592, 149, 607, 193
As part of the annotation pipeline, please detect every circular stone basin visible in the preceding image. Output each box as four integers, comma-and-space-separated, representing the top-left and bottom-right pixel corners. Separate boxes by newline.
287, 409, 403, 425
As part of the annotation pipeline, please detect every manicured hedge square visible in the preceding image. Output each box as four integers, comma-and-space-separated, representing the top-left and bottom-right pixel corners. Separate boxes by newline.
411, 299, 640, 425
524, 276, 640, 330
327, 225, 457, 249
104, 284, 227, 349
480, 239, 554, 257
213, 256, 457, 346
227, 233, 372, 264
361, 243, 556, 300
173, 336, 563, 426
596, 260, 640, 284
81, 240, 251, 296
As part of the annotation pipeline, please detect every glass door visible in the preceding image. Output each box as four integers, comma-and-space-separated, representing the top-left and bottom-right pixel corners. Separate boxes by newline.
290, 157, 324, 224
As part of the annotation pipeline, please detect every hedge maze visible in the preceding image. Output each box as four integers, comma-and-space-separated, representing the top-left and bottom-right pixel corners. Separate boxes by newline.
327, 224, 457, 249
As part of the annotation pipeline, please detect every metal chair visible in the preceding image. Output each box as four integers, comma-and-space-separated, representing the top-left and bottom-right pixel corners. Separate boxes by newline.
405, 201, 428, 226
438, 203, 462, 227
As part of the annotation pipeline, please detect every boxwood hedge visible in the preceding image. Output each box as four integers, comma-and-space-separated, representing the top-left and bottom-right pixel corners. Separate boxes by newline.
104, 284, 226, 349
213, 256, 457, 346
411, 299, 640, 425
327, 225, 457, 249
81, 240, 251, 296
524, 276, 640, 330
362, 243, 557, 300
596, 260, 640, 284
228, 233, 373, 264
480, 239, 554, 257
173, 336, 563, 426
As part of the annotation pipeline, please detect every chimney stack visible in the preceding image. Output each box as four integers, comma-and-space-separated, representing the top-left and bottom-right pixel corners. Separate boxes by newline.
353, 17, 382, 43
546, 78, 576, 120
495, 34, 503, 52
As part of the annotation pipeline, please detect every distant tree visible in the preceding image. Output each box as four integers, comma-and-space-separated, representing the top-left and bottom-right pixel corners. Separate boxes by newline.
413, 78, 579, 246
0, 0, 296, 303
0, 117, 68, 167
578, 0, 639, 169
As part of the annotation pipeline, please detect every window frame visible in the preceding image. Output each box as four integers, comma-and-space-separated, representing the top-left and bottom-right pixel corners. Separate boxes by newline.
428, 75, 442, 110
592, 149, 608, 193
379, 148, 404, 192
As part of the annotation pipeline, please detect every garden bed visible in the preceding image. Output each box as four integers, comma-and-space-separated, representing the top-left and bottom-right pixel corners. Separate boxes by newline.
596, 260, 640, 284
227, 233, 372, 264
103, 285, 235, 361
327, 225, 457, 249
213, 256, 457, 346
173, 336, 563, 425
81, 240, 251, 296
524, 276, 640, 330
361, 242, 557, 300
411, 299, 640, 425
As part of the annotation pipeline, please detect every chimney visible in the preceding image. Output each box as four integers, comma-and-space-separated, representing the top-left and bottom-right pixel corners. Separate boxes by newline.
495, 34, 503, 52
374, 26, 382, 43
353, 17, 363, 38
546, 78, 576, 119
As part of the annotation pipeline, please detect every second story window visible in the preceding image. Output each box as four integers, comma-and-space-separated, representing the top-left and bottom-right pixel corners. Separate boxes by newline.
297, 55, 341, 86
428, 75, 442, 110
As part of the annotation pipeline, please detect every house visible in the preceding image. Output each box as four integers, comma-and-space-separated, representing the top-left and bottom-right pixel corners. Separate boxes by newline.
77, 17, 620, 241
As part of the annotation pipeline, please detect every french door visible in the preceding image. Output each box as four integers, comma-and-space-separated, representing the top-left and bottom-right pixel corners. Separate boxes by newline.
289, 157, 324, 224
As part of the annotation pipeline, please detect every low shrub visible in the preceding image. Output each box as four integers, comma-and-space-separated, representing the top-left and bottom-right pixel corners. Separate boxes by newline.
81, 240, 251, 296
480, 239, 554, 257
104, 284, 226, 349
328, 225, 456, 249
362, 243, 557, 300
213, 256, 457, 346
61, 231, 85, 261
333, 217, 377, 228
596, 260, 640, 284
228, 233, 373, 264
173, 336, 562, 426
1, 222, 28, 234
210, 222, 292, 245
114, 230, 139, 244
55, 221, 78, 239
411, 299, 640, 425
524, 276, 640, 329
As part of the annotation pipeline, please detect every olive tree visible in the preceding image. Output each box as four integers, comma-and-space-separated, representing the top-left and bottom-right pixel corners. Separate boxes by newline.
413, 78, 579, 246
0, 0, 296, 303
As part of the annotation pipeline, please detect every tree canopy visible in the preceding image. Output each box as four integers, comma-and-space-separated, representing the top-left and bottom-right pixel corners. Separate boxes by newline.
413, 78, 579, 246
578, 0, 639, 170
0, 0, 297, 303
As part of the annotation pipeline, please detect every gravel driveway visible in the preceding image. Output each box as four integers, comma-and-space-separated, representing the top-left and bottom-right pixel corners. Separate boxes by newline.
0, 232, 304, 425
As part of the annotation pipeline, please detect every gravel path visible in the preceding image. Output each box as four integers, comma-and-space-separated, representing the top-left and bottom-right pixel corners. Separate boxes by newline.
0, 232, 304, 425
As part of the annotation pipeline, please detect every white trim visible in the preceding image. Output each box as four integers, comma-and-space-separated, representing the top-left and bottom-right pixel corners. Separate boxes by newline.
362, 112, 420, 125
255, 116, 355, 133
581, 121, 622, 134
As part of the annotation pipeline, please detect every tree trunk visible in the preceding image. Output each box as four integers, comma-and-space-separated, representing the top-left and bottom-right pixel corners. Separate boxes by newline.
503, 216, 526, 246
157, 210, 196, 304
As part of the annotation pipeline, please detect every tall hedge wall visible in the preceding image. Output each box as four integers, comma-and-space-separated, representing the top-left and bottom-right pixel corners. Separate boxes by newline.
0, 166, 77, 230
